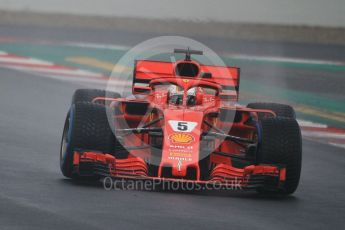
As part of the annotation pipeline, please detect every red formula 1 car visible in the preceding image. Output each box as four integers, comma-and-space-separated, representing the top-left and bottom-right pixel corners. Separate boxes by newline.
60, 49, 302, 195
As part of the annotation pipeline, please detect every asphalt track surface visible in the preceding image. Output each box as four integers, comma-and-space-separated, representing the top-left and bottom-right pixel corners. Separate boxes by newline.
0, 25, 344, 230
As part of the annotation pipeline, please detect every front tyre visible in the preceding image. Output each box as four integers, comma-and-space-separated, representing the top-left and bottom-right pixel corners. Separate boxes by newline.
60, 102, 116, 178
257, 117, 302, 195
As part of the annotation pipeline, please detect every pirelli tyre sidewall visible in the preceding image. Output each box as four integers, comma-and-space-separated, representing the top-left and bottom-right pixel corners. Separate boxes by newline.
60, 107, 75, 178
60, 102, 116, 178
257, 117, 302, 195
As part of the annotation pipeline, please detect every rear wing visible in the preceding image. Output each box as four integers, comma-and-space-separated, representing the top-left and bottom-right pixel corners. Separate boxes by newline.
133, 60, 240, 92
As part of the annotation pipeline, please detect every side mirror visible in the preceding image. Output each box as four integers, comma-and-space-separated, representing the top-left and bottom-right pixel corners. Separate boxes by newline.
200, 72, 212, 78
133, 86, 152, 94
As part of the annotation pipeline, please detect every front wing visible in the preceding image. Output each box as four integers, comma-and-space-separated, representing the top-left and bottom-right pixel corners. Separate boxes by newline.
72, 151, 286, 190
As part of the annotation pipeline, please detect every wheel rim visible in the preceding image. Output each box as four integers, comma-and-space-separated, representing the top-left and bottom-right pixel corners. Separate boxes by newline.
60, 112, 72, 166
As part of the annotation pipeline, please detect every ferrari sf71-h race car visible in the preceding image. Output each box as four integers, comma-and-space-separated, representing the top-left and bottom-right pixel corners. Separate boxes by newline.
60, 49, 302, 195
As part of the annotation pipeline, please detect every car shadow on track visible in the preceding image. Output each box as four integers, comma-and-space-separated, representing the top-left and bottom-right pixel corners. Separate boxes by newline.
148, 187, 299, 201
59, 178, 102, 188
59, 178, 299, 201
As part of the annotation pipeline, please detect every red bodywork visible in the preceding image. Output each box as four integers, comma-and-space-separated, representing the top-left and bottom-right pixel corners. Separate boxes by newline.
72, 58, 286, 190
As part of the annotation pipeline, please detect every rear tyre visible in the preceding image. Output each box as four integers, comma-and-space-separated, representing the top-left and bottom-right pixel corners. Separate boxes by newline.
72, 89, 121, 104
60, 102, 116, 178
247, 102, 296, 119
257, 117, 302, 195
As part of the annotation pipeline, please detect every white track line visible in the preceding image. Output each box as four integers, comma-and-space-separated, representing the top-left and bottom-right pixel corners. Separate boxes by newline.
302, 131, 345, 139
0, 50, 105, 79
297, 119, 328, 128
62, 42, 129, 51
0, 53, 118, 89
27, 40, 345, 67
7, 66, 103, 78
39, 74, 129, 86
0, 56, 53, 65
225, 54, 345, 66
56, 41, 345, 67
329, 143, 345, 149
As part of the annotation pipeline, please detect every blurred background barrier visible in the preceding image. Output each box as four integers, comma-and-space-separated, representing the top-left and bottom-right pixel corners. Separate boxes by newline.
0, 0, 344, 27
0, 0, 344, 44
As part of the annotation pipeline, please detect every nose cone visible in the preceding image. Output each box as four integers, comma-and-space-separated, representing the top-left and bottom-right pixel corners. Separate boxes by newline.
158, 109, 203, 179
